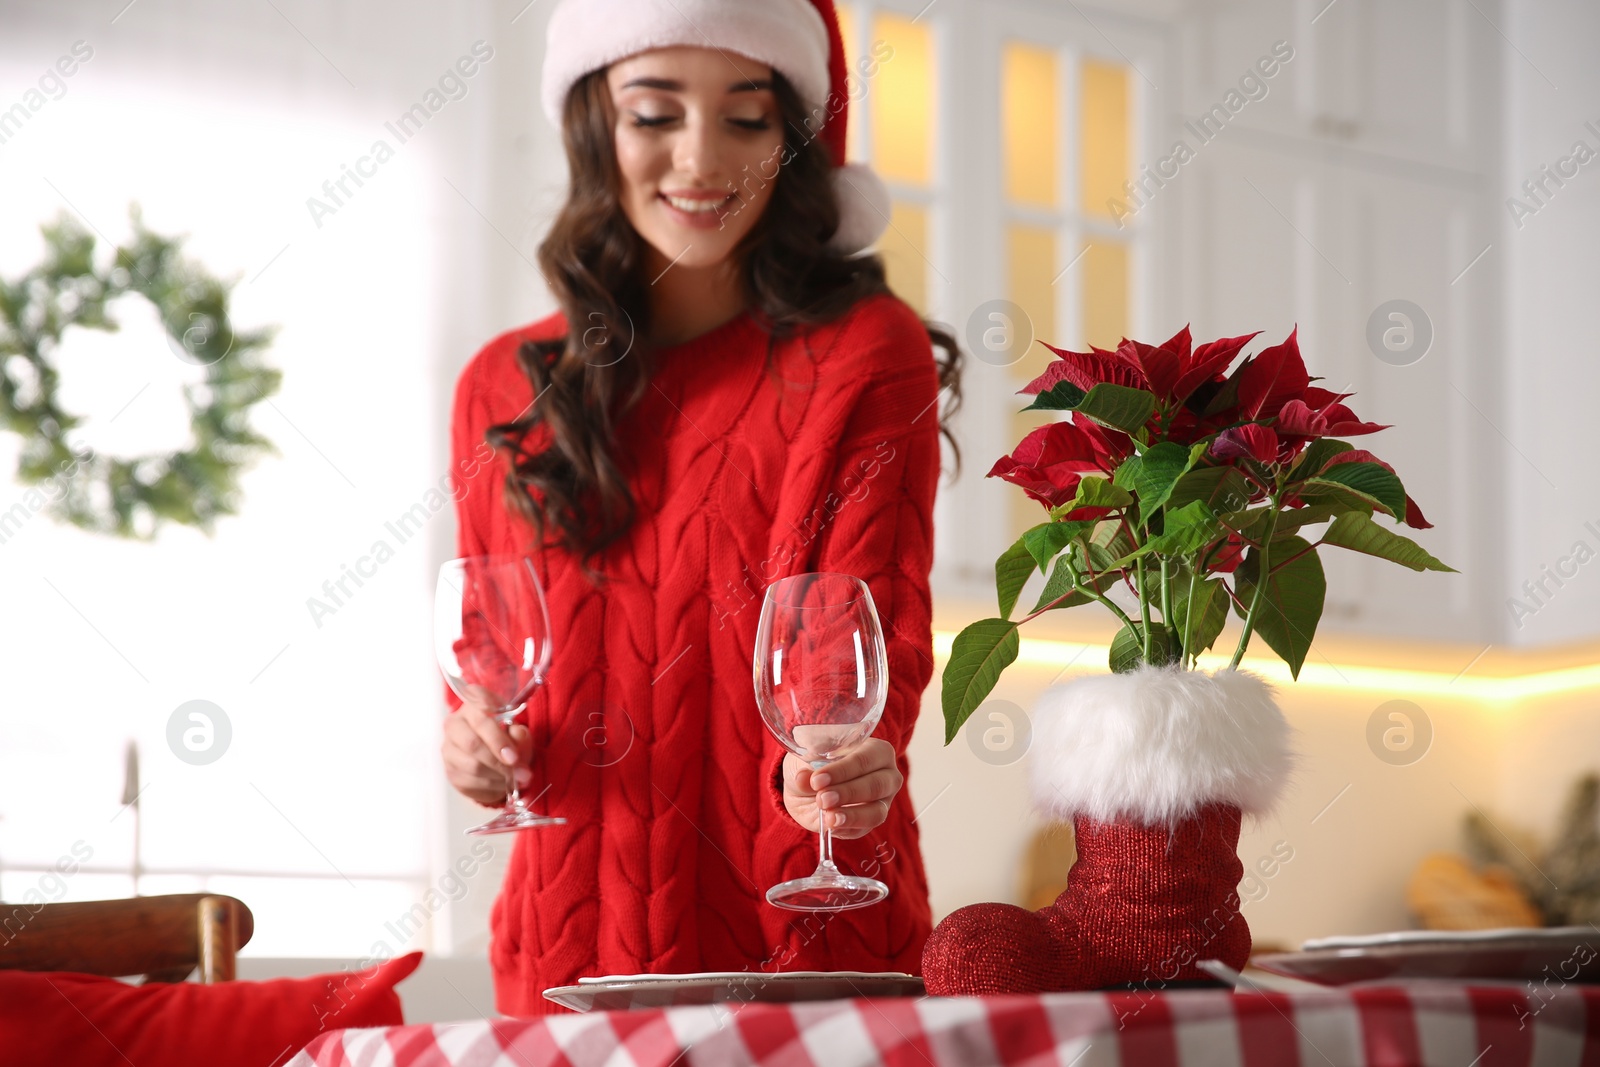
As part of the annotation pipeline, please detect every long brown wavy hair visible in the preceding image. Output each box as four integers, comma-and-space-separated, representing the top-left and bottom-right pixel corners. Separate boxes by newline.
486, 65, 964, 581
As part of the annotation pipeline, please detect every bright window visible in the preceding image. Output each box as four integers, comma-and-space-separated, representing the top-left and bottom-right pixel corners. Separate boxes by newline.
1003, 43, 1058, 209
1080, 60, 1132, 220
880, 202, 931, 317
0, 69, 453, 958
1001, 43, 1137, 542
837, 4, 937, 316
832, 7, 1146, 552
867, 12, 934, 189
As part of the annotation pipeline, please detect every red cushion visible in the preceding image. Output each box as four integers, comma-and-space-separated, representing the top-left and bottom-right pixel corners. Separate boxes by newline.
0, 950, 421, 1067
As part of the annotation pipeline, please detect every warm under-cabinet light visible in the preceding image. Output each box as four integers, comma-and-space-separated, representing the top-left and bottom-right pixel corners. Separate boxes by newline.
931, 631, 1600, 704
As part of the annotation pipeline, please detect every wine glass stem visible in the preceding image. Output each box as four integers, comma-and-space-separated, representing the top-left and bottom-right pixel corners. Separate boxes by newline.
818, 817, 835, 871
501, 708, 528, 812
812, 760, 838, 872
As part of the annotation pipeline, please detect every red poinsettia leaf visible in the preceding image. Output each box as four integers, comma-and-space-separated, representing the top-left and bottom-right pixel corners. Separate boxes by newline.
1212, 536, 1246, 574
1172, 331, 1260, 406
1038, 341, 1143, 392
987, 453, 1084, 509
987, 420, 1125, 509
1318, 403, 1391, 436
1160, 324, 1193, 363
1164, 407, 1203, 445
1078, 418, 1136, 472
1116, 338, 1181, 400
1006, 420, 1099, 468
1011, 475, 1081, 509
1274, 399, 1328, 438
1302, 386, 1355, 411
1404, 494, 1433, 529
1019, 359, 1076, 397
1236, 327, 1311, 420
1211, 423, 1281, 465
986, 453, 1019, 479
1322, 449, 1395, 474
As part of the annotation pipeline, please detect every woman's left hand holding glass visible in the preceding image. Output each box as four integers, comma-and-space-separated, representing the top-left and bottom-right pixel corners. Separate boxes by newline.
781, 738, 904, 840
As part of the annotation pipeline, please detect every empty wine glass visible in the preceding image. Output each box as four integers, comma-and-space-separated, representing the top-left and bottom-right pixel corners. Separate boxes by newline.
436, 554, 564, 835
753, 571, 890, 912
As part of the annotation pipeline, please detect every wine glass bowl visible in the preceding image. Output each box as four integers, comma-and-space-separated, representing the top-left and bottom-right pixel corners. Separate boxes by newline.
436, 555, 565, 835
754, 571, 891, 912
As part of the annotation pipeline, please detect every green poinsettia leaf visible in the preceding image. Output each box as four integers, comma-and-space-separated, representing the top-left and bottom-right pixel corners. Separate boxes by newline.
1132, 441, 1194, 517
1291, 438, 1355, 480
1171, 571, 1229, 657
1021, 380, 1087, 412
1048, 476, 1133, 519
1109, 621, 1176, 673
1148, 500, 1224, 556
1308, 462, 1407, 521
1083, 519, 1138, 570
1074, 383, 1158, 435
942, 618, 1021, 744
1112, 455, 1139, 491
1029, 554, 1106, 613
1021, 520, 1095, 575
995, 536, 1036, 619
1233, 534, 1326, 680
1321, 512, 1456, 572
1166, 466, 1254, 515
1077, 476, 1134, 509
1224, 502, 1352, 541
1299, 477, 1397, 521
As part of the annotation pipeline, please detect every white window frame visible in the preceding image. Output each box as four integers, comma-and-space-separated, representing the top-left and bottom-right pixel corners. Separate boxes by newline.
879, 0, 1171, 600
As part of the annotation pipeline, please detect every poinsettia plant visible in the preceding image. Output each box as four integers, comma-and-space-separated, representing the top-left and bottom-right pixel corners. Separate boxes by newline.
942, 325, 1456, 742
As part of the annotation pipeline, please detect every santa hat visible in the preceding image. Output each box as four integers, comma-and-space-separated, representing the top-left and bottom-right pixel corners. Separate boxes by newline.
539, 0, 891, 255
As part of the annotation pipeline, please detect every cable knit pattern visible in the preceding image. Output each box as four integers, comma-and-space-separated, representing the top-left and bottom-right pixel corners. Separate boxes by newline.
446, 292, 939, 1016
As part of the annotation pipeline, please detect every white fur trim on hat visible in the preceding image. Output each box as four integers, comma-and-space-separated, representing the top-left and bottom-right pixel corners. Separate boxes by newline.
1028, 666, 1298, 827
541, 0, 831, 127
830, 161, 891, 255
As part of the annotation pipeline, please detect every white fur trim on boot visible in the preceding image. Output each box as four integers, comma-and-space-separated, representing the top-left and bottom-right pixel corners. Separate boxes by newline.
1028, 665, 1298, 827
540, 0, 831, 128
829, 161, 892, 255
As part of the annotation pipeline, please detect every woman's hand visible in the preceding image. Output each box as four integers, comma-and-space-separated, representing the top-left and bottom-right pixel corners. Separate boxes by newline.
441, 685, 535, 807
782, 738, 904, 839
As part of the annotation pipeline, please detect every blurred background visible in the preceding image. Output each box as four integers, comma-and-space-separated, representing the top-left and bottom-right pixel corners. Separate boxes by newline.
2, 0, 1597, 1019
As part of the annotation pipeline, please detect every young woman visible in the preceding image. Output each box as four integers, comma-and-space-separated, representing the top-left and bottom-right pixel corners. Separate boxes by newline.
441, 0, 963, 1015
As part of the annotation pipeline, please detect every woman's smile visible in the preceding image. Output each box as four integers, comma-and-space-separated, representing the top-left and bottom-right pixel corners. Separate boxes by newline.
659, 190, 738, 228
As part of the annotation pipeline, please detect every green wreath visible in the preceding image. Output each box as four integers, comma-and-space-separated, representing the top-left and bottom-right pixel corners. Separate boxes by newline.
0, 207, 281, 539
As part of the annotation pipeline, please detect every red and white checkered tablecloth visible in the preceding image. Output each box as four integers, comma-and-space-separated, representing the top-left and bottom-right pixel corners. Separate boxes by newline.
287, 982, 1600, 1067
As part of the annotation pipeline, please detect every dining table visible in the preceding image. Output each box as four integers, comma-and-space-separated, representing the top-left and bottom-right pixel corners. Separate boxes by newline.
285, 978, 1600, 1066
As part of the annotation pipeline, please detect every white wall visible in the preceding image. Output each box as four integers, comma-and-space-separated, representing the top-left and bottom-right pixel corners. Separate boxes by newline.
1500, 0, 1600, 646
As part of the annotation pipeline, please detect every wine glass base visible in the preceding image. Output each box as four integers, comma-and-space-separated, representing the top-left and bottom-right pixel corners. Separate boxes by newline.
766, 872, 889, 912
466, 809, 567, 835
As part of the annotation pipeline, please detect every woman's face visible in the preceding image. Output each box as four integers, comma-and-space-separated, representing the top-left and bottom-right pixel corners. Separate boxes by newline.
606, 46, 786, 273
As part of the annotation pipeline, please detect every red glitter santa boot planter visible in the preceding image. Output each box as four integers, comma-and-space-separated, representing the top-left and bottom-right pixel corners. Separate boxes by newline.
923, 665, 1297, 995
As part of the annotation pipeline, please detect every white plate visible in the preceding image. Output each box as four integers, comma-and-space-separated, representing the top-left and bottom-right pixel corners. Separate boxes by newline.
1253, 926, 1600, 986
1300, 926, 1592, 951
575, 970, 916, 984
545, 971, 926, 1012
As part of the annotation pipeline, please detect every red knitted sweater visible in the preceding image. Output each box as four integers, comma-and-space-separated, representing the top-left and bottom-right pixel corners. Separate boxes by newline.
445, 291, 941, 1016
